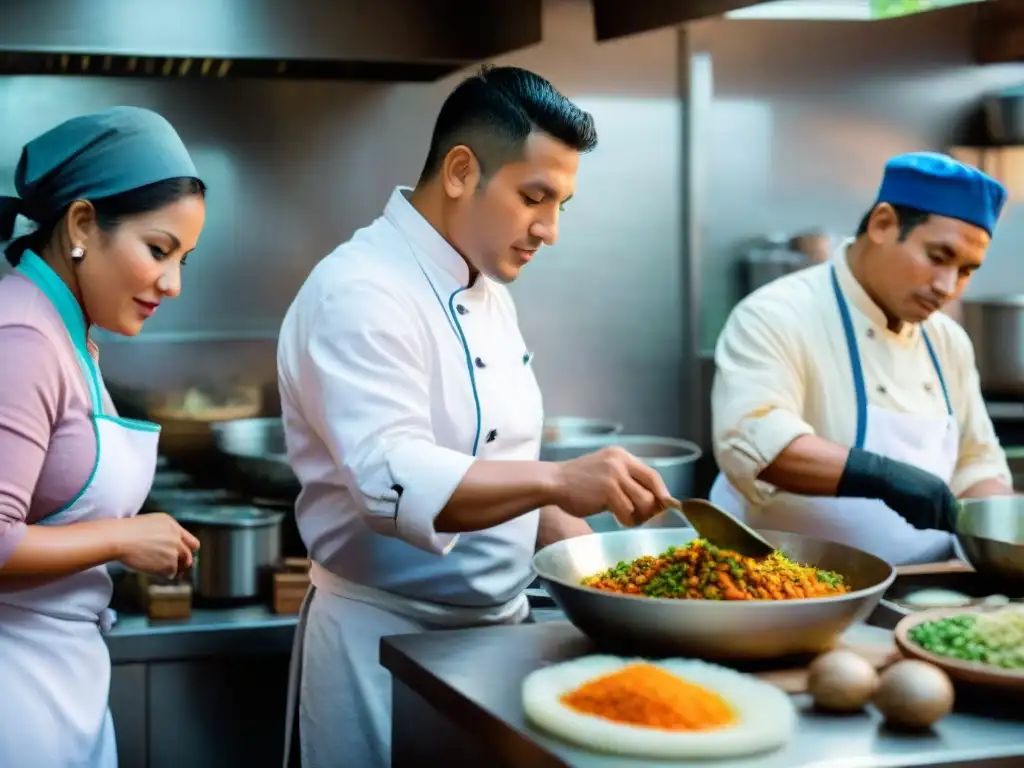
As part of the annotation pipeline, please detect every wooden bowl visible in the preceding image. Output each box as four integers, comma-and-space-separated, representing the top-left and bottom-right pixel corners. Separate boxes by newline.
894, 607, 1024, 689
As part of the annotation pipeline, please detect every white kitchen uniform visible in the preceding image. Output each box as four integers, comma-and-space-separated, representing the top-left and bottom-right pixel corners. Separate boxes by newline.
0, 252, 160, 768
277, 187, 544, 768
709, 240, 1010, 565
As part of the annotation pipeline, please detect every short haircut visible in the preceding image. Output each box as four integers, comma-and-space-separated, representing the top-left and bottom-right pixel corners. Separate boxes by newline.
855, 203, 930, 242
417, 65, 598, 184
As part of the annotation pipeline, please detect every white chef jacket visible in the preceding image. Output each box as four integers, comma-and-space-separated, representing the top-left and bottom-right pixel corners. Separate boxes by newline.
277, 187, 543, 607
712, 239, 1011, 508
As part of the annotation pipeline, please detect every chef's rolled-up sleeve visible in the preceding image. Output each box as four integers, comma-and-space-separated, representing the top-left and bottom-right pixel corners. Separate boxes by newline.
945, 324, 1012, 496
711, 295, 815, 505
301, 282, 475, 555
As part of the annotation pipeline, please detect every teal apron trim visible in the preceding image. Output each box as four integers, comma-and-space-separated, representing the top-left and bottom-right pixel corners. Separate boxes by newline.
96, 413, 161, 433
16, 251, 103, 408
14, 251, 162, 520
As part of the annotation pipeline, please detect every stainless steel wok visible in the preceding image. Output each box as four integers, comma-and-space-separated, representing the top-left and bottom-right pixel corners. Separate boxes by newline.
532, 528, 895, 660
956, 496, 1024, 586
210, 417, 301, 500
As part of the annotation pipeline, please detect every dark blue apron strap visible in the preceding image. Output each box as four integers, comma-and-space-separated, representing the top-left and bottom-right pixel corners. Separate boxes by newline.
920, 328, 953, 416
830, 266, 867, 450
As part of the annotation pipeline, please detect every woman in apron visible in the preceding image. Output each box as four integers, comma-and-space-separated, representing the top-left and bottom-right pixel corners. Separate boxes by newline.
0, 107, 207, 768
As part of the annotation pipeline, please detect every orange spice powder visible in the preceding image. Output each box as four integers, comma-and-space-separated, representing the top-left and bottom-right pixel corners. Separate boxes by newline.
560, 663, 738, 732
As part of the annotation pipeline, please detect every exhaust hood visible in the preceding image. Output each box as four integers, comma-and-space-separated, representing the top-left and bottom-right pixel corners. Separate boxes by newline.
0, 0, 543, 82
592, 0, 986, 40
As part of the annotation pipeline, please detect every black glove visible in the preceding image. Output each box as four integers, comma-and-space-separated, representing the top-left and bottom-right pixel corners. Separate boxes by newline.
836, 447, 958, 532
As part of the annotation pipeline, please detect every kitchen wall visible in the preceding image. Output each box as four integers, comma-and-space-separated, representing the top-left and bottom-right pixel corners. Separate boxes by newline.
0, 0, 688, 437
690, 5, 1024, 356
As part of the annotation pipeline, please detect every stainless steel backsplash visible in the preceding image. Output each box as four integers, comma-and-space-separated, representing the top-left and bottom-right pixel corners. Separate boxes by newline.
0, 0, 689, 437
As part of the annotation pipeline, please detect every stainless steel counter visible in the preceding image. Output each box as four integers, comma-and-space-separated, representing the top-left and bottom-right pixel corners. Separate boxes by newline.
104, 606, 298, 768
105, 605, 298, 663
381, 620, 1024, 768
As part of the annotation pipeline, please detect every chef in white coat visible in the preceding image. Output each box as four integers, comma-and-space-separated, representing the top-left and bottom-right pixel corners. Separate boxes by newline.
277, 65, 678, 768
710, 152, 1013, 566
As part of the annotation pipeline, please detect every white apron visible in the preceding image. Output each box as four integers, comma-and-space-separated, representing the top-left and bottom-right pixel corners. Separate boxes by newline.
710, 264, 959, 566
0, 256, 160, 768
281, 282, 542, 768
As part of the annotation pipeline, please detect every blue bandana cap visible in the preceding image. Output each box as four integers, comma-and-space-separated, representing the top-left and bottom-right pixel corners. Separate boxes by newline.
876, 151, 1006, 236
0, 106, 199, 263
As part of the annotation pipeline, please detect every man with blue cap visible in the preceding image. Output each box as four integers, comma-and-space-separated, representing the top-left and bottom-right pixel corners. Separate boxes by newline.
709, 152, 1013, 565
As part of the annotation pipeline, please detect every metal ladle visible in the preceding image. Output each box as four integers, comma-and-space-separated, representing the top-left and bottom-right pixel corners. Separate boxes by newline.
642, 498, 776, 558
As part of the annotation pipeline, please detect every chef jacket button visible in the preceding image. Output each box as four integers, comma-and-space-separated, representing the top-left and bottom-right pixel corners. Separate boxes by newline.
877, 385, 887, 395
456, 304, 468, 315
866, 328, 876, 339
486, 429, 498, 443
924, 382, 934, 393
474, 357, 486, 369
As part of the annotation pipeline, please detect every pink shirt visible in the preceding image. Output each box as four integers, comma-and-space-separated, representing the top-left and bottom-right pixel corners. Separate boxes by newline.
0, 269, 99, 566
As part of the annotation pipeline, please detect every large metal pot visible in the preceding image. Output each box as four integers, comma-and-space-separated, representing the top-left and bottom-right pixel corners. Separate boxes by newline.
533, 528, 895, 659
173, 506, 284, 600
538, 434, 702, 500
961, 297, 1024, 397
956, 496, 1024, 587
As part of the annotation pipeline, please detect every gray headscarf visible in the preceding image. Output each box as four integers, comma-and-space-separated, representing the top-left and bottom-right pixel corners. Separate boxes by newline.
0, 106, 199, 264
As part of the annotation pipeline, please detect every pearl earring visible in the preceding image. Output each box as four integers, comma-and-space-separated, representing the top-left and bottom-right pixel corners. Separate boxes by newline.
70, 246, 85, 262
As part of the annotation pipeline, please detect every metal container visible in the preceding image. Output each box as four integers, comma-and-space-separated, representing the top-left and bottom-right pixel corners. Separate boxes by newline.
956, 496, 1024, 587
541, 416, 623, 447
210, 417, 301, 500
172, 506, 284, 600
961, 297, 1024, 397
537, 434, 701, 499
533, 528, 895, 660
741, 247, 809, 296
141, 386, 264, 474
983, 86, 1024, 145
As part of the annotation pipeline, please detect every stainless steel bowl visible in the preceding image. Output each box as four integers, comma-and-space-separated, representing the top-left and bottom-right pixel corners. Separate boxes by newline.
956, 496, 1024, 586
538, 434, 701, 499
210, 417, 301, 500
533, 528, 895, 660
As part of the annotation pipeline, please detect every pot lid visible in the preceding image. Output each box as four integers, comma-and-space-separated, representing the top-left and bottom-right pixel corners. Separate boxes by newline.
171, 505, 285, 528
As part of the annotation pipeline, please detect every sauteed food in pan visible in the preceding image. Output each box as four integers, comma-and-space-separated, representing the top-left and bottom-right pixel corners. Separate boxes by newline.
581, 539, 850, 601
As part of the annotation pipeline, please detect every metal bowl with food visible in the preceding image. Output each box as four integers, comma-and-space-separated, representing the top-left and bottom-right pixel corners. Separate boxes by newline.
533, 528, 895, 661
956, 496, 1024, 586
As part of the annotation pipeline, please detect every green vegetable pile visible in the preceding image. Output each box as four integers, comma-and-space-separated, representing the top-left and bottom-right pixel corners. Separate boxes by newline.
909, 613, 1024, 670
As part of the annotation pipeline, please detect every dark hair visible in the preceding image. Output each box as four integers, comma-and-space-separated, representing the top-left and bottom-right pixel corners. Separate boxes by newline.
855, 203, 930, 241
417, 65, 598, 184
8, 176, 206, 265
